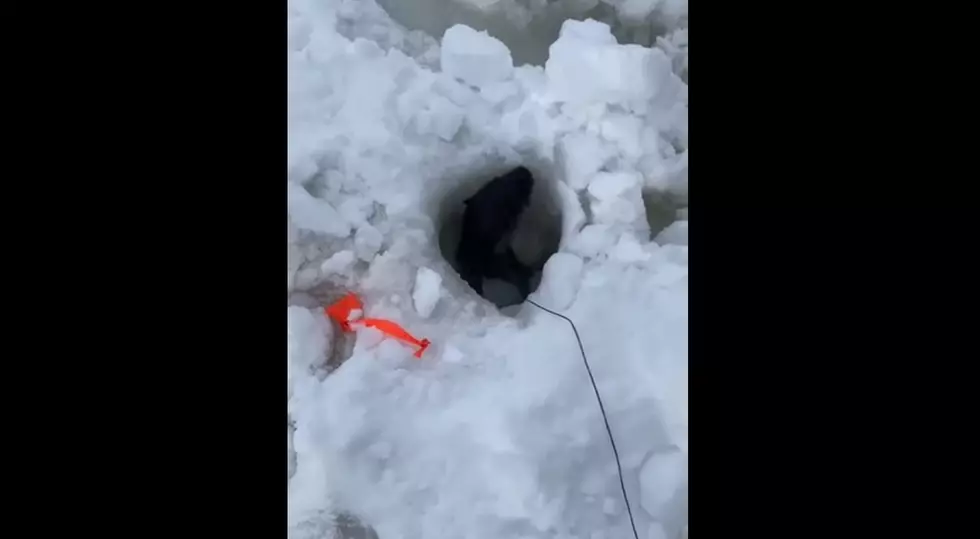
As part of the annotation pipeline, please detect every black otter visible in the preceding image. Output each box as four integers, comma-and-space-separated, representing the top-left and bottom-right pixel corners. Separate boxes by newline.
456, 166, 535, 297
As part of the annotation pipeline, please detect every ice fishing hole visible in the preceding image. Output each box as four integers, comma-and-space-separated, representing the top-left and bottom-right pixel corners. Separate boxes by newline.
435, 163, 563, 312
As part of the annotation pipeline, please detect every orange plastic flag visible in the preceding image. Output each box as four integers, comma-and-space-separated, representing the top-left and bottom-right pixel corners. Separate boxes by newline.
324, 292, 363, 331
354, 318, 431, 358
324, 292, 431, 358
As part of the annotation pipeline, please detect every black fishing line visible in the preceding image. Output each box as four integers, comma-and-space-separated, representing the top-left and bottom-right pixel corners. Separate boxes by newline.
525, 299, 640, 539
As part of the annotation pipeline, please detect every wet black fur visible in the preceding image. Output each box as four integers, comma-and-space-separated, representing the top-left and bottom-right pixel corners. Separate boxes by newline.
456, 166, 535, 296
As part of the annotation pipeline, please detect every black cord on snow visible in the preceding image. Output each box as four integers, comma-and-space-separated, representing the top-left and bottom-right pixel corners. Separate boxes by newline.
525, 299, 641, 539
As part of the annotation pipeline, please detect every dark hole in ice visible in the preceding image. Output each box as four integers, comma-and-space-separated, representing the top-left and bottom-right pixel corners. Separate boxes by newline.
437, 164, 562, 312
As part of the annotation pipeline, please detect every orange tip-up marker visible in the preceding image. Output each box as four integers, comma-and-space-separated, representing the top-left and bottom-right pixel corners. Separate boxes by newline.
324, 292, 363, 332
324, 292, 431, 358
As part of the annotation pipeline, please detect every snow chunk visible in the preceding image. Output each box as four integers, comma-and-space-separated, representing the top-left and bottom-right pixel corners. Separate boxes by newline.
412, 266, 443, 318
639, 450, 687, 519
557, 131, 611, 191
588, 171, 640, 201
538, 252, 584, 310
587, 171, 645, 226
556, 181, 587, 244
320, 250, 357, 276
416, 94, 464, 141
441, 24, 514, 88
294, 266, 320, 290
287, 183, 351, 238
354, 225, 384, 260
568, 224, 615, 259
558, 18, 618, 46
480, 80, 520, 104
611, 233, 651, 263
546, 19, 672, 108
600, 113, 644, 161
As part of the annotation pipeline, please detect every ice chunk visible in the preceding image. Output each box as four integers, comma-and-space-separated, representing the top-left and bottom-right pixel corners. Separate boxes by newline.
557, 131, 611, 191
588, 171, 640, 201
480, 80, 520, 104
558, 17, 617, 45
294, 266, 320, 290
556, 181, 587, 244
287, 183, 352, 238
441, 24, 514, 88
600, 113, 644, 160
354, 225, 384, 260
538, 252, 584, 310
546, 19, 671, 107
431, 107, 464, 142
568, 224, 615, 259
320, 250, 357, 276
338, 197, 375, 226
416, 95, 464, 141
412, 266, 443, 318
586, 171, 646, 226
639, 450, 686, 519
611, 233, 651, 263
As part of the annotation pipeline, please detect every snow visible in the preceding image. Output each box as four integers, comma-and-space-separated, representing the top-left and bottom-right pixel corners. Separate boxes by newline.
412, 266, 443, 318
321, 250, 357, 276
558, 131, 612, 191
354, 226, 385, 261
288, 1, 687, 538
288, 182, 352, 238
441, 24, 514, 88
536, 252, 585, 310
545, 19, 670, 110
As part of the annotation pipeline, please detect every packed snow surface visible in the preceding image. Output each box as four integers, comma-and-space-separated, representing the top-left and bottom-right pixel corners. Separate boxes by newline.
287, 1, 688, 538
